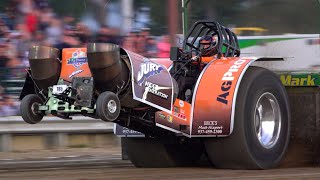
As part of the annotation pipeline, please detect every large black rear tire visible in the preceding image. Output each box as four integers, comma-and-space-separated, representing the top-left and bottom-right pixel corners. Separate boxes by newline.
204, 66, 290, 169
20, 94, 44, 124
122, 137, 204, 168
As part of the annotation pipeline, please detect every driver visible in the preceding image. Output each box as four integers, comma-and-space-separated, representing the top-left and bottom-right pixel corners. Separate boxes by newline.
198, 35, 218, 63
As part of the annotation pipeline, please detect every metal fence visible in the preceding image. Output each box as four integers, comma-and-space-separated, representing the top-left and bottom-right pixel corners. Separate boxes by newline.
0, 116, 114, 152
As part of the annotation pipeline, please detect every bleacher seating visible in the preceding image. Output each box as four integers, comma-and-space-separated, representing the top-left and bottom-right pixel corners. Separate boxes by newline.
0, 67, 26, 99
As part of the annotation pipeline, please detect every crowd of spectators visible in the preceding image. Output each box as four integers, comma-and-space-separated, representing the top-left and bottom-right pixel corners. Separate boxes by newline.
122, 28, 171, 58
0, 0, 171, 117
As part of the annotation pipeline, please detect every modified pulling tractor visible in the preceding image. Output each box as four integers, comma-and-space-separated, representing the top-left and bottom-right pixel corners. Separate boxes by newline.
20, 21, 290, 169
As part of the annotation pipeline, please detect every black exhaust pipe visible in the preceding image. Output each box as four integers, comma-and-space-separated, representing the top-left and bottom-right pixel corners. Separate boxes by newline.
28, 46, 61, 92
87, 43, 129, 93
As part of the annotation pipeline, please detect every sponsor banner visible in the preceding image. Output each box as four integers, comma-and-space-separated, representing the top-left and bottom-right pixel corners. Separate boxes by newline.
155, 99, 191, 135
113, 124, 144, 137
240, 36, 320, 72
191, 57, 256, 136
60, 48, 92, 82
280, 74, 320, 86
126, 50, 173, 112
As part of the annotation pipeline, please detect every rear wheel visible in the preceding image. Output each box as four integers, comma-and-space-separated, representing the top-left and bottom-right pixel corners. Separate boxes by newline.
122, 137, 204, 168
204, 67, 290, 169
20, 94, 44, 124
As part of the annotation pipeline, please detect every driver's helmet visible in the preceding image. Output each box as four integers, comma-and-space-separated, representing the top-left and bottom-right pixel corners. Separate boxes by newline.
199, 35, 217, 57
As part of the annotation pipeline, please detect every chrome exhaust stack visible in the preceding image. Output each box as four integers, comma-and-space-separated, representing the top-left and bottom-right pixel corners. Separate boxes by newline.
28, 46, 61, 91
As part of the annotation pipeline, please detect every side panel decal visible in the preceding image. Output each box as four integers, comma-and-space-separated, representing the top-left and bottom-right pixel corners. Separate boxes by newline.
125, 50, 173, 113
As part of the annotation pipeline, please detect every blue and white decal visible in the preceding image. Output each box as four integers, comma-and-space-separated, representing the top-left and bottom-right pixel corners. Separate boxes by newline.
123, 49, 174, 113
67, 49, 87, 68
137, 58, 164, 86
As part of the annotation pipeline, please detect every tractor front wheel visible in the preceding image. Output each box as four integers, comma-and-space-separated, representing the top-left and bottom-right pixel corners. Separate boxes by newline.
20, 94, 44, 124
96, 91, 120, 122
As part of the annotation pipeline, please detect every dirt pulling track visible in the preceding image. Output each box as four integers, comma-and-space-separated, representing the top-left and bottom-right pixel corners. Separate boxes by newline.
1, 157, 320, 180
0, 147, 319, 180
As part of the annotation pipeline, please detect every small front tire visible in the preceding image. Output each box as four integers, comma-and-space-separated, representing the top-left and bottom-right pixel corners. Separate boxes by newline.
20, 94, 44, 124
96, 91, 120, 121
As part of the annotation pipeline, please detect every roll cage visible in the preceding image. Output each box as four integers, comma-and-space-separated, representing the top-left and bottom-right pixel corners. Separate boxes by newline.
182, 20, 240, 58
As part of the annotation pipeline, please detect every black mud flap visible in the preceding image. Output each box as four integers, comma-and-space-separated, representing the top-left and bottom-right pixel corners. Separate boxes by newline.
19, 69, 35, 100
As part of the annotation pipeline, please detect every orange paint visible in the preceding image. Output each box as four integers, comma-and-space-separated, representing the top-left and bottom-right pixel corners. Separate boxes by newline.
191, 57, 257, 136
200, 56, 215, 64
60, 48, 92, 82
155, 99, 191, 134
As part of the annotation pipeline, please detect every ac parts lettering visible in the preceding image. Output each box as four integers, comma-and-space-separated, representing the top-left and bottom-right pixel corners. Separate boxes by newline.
217, 59, 247, 105
221, 59, 247, 81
